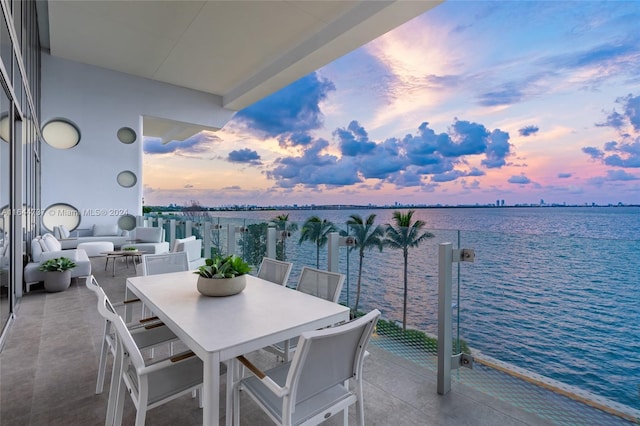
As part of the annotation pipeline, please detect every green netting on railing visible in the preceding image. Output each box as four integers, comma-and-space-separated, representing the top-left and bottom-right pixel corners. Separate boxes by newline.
369, 334, 637, 426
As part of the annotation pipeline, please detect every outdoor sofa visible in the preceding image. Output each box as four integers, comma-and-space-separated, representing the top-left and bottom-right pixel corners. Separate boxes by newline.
24, 233, 92, 292
54, 224, 129, 249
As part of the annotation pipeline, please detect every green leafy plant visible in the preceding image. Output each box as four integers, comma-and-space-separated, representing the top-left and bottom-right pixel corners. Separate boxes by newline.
38, 257, 77, 272
194, 254, 251, 278
123, 247, 137, 251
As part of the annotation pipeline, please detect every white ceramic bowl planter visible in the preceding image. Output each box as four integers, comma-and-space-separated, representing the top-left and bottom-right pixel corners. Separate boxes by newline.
196, 275, 246, 297
194, 254, 251, 297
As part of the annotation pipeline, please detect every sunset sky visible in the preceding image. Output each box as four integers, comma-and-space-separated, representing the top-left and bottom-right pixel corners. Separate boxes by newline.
143, 1, 640, 208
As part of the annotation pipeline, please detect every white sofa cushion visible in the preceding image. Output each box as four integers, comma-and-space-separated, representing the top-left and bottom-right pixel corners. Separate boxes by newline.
134, 227, 163, 243
121, 241, 170, 254
31, 235, 83, 262
93, 224, 119, 236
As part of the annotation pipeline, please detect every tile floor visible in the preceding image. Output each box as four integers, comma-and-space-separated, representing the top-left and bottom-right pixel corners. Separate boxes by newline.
0, 256, 634, 425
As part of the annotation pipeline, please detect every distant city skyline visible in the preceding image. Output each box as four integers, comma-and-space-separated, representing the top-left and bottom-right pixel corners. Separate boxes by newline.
143, 1, 640, 207
150, 198, 636, 211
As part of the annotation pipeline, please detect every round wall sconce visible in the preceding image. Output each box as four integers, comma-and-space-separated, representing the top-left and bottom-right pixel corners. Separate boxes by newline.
117, 170, 137, 188
42, 119, 81, 149
117, 127, 137, 144
42, 203, 80, 231
117, 214, 137, 231
0, 112, 9, 143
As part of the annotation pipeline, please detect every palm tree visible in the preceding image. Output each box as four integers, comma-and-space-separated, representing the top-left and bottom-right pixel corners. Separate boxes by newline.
384, 210, 434, 330
298, 216, 337, 268
346, 214, 384, 316
272, 214, 298, 261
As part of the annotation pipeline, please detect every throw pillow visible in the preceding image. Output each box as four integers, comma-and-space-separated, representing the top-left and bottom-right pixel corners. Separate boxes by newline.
60, 225, 71, 239
42, 233, 62, 252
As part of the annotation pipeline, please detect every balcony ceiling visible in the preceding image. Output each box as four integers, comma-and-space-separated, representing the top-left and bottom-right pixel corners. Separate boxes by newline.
43, 0, 441, 112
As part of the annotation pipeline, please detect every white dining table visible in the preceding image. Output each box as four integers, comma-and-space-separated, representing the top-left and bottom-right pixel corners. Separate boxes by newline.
126, 271, 350, 426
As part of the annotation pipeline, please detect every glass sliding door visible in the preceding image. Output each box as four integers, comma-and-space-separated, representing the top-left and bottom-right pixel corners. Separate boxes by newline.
0, 86, 10, 336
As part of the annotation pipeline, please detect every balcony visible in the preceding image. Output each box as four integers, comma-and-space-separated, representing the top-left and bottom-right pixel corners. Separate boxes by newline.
1, 213, 638, 425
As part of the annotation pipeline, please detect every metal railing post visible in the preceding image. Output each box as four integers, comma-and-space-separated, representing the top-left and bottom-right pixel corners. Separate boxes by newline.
438, 242, 475, 395
169, 219, 176, 247
203, 221, 212, 258
327, 232, 340, 272
157, 218, 164, 240
267, 227, 276, 259
228, 224, 236, 256
437, 242, 453, 395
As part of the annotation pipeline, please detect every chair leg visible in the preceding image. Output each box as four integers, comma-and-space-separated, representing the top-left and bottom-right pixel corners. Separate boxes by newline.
135, 384, 149, 426
113, 377, 126, 426
96, 335, 110, 394
106, 348, 123, 426
356, 379, 365, 426
135, 403, 147, 426
342, 379, 349, 425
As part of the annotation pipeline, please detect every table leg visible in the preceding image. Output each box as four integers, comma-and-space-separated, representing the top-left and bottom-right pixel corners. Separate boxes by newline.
226, 359, 238, 426
203, 354, 221, 425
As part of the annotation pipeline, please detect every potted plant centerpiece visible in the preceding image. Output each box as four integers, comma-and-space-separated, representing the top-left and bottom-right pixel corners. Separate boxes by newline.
194, 254, 251, 296
38, 256, 77, 292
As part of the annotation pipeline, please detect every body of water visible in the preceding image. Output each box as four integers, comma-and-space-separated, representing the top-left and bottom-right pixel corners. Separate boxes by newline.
175, 206, 640, 409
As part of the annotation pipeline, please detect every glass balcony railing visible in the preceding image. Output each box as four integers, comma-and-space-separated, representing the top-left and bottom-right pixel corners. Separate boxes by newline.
143, 212, 640, 423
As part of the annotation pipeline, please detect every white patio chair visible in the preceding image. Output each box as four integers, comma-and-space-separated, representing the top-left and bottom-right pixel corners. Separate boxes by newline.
233, 309, 380, 426
85, 276, 178, 395
95, 286, 208, 426
257, 257, 293, 287
173, 236, 206, 269
141, 251, 189, 276
295, 266, 345, 302
134, 252, 190, 320
265, 266, 345, 362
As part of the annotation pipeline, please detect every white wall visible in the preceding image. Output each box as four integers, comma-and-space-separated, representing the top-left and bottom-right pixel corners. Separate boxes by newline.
40, 54, 235, 231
